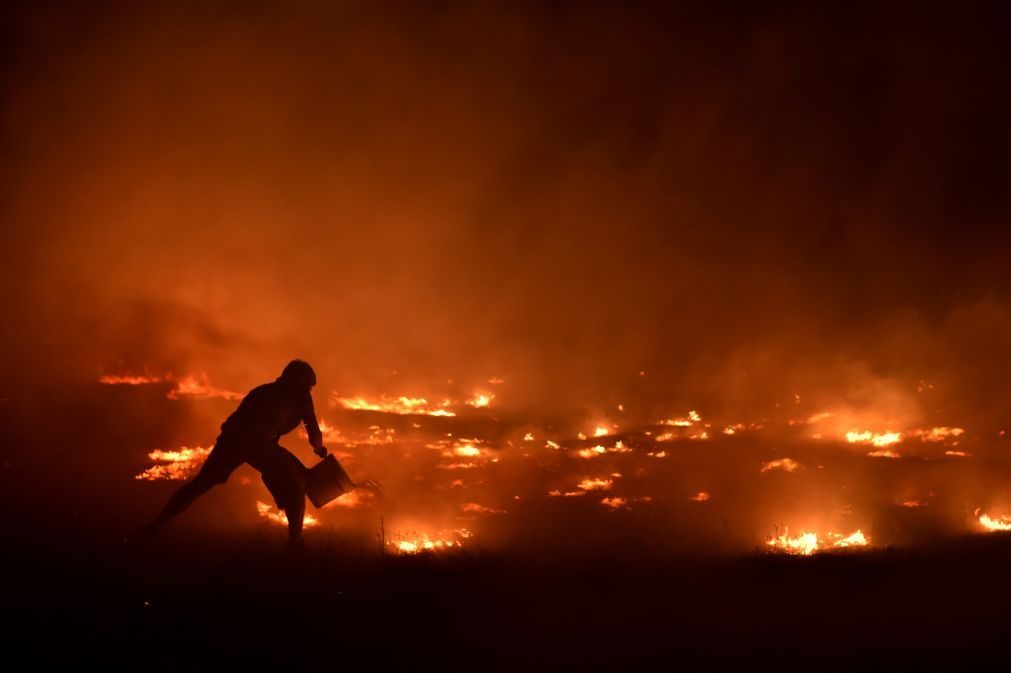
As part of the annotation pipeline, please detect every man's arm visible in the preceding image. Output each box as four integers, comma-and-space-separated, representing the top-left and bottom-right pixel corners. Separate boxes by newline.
303, 392, 326, 457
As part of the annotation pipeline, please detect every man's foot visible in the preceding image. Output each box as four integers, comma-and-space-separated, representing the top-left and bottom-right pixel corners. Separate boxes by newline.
284, 536, 306, 554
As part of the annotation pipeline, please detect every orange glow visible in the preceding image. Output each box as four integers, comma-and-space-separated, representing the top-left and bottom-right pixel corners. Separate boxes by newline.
688, 492, 710, 502
600, 497, 628, 509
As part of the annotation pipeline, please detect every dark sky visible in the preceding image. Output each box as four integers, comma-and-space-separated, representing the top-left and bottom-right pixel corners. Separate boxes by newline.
2, 1, 1010, 420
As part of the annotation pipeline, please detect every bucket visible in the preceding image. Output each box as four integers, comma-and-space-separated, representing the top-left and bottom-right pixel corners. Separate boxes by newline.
306, 454, 356, 508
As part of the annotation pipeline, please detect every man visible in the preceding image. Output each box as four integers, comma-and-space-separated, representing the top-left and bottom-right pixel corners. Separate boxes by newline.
139, 359, 327, 546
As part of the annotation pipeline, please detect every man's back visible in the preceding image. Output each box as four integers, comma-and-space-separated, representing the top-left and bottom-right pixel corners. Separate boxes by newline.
221, 381, 314, 440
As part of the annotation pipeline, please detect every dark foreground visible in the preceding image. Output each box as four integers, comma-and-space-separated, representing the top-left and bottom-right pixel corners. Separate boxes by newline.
6, 525, 1011, 671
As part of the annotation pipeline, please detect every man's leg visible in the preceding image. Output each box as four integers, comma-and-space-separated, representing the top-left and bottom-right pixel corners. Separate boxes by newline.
145, 474, 217, 533
259, 447, 309, 545
284, 496, 305, 544
140, 441, 240, 535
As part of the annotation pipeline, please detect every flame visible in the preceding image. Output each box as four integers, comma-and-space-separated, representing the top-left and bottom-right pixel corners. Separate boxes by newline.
766, 530, 820, 555
766, 528, 870, 555
912, 427, 965, 442
760, 458, 799, 473
468, 393, 493, 408
99, 371, 240, 399
846, 430, 902, 447
256, 501, 319, 528
386, 528, 471, 554
977, 511, 1011, 532
688, 492, 710, 502
322, 490, 367, 509
461, 503, 506, 514
135, 446, 211, 480
577, 478, 613, 491
166, 373, 242, 400
659, 410, 701, 427
99, 374, 163, 385
600, 497, 628, 510
866, 449, 901, 459
334, 395, 456, 417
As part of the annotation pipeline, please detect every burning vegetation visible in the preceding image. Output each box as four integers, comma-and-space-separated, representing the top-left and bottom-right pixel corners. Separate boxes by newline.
116, 368, 1011, 556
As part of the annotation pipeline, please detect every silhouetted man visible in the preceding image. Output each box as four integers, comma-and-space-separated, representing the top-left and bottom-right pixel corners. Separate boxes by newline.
140, 359, 326, 546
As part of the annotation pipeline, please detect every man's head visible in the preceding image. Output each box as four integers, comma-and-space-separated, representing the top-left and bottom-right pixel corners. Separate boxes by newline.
278, 359, 316, 389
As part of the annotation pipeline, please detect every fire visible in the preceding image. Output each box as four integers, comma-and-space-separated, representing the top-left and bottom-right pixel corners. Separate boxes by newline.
167, 373, 242, 400
135, 446, 211, 480
688, 492, 710, 502
99, 371, 240, 399
334, 395, 456, 417
866, 449, 901, 459
766, 530, 820, 555
256, 501, 319, 528
99, 373, 163, 385
912, 427, 965, 442
600, 497, 628, 510
659, 410, 702, 427
977, 511, 1011, 532
577, 478, 613, 491
830, 530, 869, 548
322, 490, 367, 509
461, 503, 506, 514
577, 441, 631, 459
593, 426, 611, 437
766, 528, 870, 555
760, 458, 799, 473
846, 430, 903, 447
468, 393, 493, 408
386, 528, 471, 554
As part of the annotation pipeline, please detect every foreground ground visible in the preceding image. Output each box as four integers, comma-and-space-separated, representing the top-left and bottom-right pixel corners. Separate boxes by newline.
5, 522, 1011, 670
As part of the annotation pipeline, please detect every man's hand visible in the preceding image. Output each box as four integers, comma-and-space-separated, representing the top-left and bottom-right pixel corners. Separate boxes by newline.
314, 445, 328, 458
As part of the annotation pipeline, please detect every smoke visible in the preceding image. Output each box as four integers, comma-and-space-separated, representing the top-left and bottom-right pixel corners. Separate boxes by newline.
2, 1, 1010, 552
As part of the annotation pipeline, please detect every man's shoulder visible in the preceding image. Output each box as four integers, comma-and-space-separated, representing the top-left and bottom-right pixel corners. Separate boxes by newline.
247, 380, 308, 402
